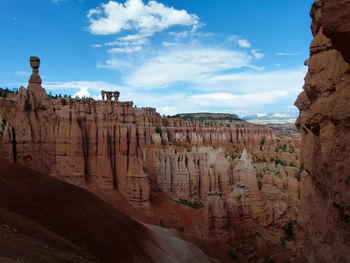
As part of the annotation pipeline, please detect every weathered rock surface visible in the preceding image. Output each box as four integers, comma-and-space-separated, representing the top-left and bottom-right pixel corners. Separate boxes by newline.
0, 57, 303, 262
207, 191, 228, 237
0, 59, 274, 208
295, 0, 350, 262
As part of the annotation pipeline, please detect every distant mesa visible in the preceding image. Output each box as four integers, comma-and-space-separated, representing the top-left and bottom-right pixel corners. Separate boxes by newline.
170, 112, 247, 125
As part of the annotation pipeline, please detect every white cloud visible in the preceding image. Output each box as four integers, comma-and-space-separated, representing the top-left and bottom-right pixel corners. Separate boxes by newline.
91, 44, 102, 48
251, 49, 264, 59
73, 87, 90, 98
169, 31, 189, 39
189, 91, 288, 108
97, 58, 134, 70
197, 68, 306, 93
87, 0, 199, 36
15, 71, 30, 77
107, 45, 142, 53
237, 39, 251, 48
246, 65, 265, 71
257, 113, 268, 117
272, 113, 293, 118
43, 81, 124, 93
226, 35, 239, 42
161, 42, 183, 47
276, 52, 301, 56
40, 66, 306, 116
124, 47, 252, 88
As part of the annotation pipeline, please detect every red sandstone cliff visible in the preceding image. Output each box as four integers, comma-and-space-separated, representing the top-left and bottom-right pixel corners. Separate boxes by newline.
295, 0, 350, 262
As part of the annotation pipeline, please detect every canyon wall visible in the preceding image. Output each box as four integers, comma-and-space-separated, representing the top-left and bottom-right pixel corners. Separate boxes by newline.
295, 0, 350, 262
0, 57, 304, 261
0, 62, 274, 208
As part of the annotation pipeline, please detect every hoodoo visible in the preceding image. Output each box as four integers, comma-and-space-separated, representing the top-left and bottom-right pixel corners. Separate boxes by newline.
0, 57, 303, 262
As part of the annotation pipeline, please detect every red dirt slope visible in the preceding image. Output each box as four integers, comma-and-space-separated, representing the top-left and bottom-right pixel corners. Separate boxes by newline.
0, 158, 216, 263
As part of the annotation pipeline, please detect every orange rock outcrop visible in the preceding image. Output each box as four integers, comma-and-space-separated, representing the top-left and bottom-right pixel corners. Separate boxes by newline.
295, 0, 350, 262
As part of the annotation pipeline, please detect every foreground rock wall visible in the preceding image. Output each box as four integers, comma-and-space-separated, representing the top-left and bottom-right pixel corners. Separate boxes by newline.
295, 0, 350, 262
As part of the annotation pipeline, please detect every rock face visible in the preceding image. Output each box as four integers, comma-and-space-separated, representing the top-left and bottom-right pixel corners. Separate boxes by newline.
207, 191, 228, 237
295, 0, 350, 262
0, 58, 274, 208
0, 57, 305, 261
145, 146, 232, 202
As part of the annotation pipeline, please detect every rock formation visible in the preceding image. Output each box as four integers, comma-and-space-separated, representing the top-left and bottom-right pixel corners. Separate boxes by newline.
0, 57, 304, 262
0, 58, 274, 208
207, 191, 228, 237
295, 0, 350, 262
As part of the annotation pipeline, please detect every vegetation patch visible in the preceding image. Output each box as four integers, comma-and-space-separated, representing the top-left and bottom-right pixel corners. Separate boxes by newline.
295, 165, 304, 182
175, 199, 204, 209
0, 118, 6, 139
229, 249, 238, 260
282, 221, 294, 241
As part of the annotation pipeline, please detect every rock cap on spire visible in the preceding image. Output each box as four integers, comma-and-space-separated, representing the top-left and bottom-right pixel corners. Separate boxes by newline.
29, 56, 42, 84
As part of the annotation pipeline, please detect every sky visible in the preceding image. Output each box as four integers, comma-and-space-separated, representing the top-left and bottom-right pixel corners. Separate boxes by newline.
0, 0, 314, 116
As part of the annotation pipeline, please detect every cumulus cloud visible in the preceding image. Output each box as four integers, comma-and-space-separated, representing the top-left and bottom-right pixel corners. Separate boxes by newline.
251, 49, 264, 59
73, 87, 90, 98
237, 39, 251, 48
87, 0, 199, 35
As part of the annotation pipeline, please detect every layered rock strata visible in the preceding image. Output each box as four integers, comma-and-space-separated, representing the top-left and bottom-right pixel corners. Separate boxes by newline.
295, 0, 350, 262
0, 58, 274, 208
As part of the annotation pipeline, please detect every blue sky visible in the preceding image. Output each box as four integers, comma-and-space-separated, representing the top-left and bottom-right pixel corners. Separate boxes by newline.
0, 0, 314, 116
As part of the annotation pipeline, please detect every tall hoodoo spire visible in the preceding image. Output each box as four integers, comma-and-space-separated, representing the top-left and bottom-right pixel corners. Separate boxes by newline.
28, 56, 42, 84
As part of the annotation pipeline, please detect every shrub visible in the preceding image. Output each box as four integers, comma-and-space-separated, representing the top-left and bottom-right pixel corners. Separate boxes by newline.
256, 232, 263, 238
229, 250, 237, 260
295, 165, 304, 182
161, 138, 167, 146
283, 221, 294, 241
260, 137, 265, 151
155, 126, 162, 134
275, 159, 287, 166
0, 118, 7, 138
282, 144, 287, 152
176, 199, 204, 209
